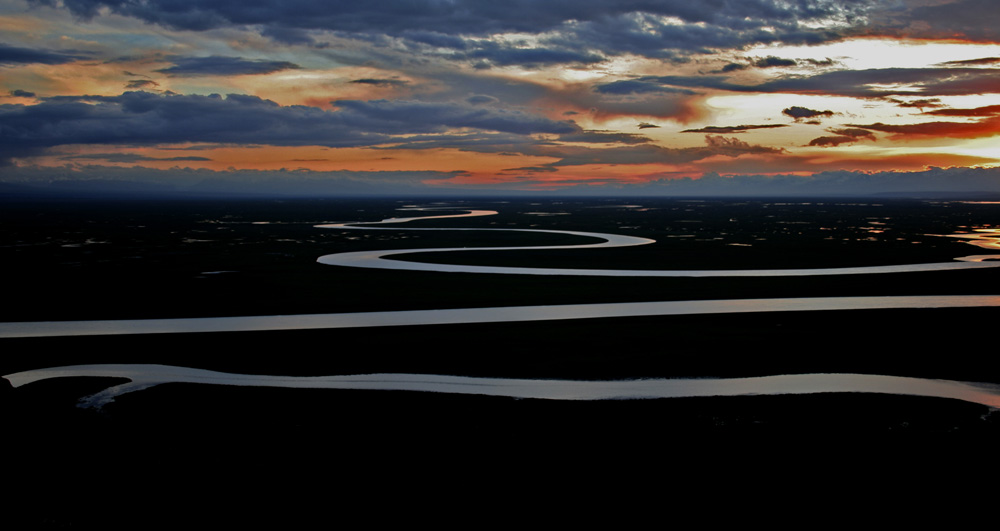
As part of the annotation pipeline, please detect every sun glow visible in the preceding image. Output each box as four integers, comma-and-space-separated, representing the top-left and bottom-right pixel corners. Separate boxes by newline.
747, 38, 1000, 71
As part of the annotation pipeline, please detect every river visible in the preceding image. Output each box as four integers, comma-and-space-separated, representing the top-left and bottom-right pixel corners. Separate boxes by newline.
6, 364, 1000, 409
4, 204, 1000, 410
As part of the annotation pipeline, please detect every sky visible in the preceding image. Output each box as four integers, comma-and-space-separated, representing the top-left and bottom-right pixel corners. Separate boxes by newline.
2, 0, 1000, 196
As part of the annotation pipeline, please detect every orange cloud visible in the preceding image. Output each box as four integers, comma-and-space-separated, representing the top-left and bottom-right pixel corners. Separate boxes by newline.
537, 83, 707, 124
709, 151, 998, 175
849, 116, 1000, 139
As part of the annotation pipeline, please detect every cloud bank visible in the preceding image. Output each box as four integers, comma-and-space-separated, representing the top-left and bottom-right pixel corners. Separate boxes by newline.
5, 164, 1000, 198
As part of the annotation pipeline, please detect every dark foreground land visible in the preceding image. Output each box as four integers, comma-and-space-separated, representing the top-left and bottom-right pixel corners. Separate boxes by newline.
5, 363, 999, 527
3, 195, 999, 525
3, 195, 999, 417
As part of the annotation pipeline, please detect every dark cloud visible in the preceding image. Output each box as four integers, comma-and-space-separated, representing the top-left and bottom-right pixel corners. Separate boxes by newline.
399, 30, 470, 50
703, 135, 785, 154
937, 57, 1000, 67
574, 72, 722, 118
783, 106, 834, 120
751, 56, 797, 68
682, 124, 788, 133
632, 68, 1000, 98
500, 164, 559, 174
807, 135, 856, 147
802, 57, 836, 67
260, 26, 316, 45
155, 56, 301, 76
37, 0, 871, 36
466, 94, 499, 105
807, 128, 874, 147
19, 1, 1000, 72
330, 99, 577, 136
829, 128, 876, 139
0, 42, 89, 65
638, 122, 660, 129
431, 72, 701, 121
0, 91, 583, 163
592, 74, 735, 94
125, 79, 160, 89
576, 93, 700, 122
0, 92, 365, 162
887, 98, 944, 110
350, 78, 408, 87
60, 153, 212, 163
922, 104, 1000, 117
517, 134, 785, 170
718, 55, 819, 73
848, 115, 1000, 139
556, 130, 651, 145
871, 0, 1000, 42
364, 132, 547, 153
593, 79, 697, 95
9, 89, 36, 98
30, 0, 880, 63
541, 3, 871, 60
459, 43, 605, 68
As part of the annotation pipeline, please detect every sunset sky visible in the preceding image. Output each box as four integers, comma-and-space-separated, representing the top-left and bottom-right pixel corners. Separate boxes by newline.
3, 0, 1000, 195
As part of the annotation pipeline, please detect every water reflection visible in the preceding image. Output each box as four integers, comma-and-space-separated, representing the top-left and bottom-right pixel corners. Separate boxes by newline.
940, 228, 1000, 251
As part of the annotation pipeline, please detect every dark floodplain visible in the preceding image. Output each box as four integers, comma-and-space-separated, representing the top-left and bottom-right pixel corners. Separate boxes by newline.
3, 195, 999, 391
4, 194, 999, 525
4, 195, 998, 319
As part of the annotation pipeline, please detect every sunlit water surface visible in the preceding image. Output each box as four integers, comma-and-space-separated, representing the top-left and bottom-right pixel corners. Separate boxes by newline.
5, 365, 1000, 410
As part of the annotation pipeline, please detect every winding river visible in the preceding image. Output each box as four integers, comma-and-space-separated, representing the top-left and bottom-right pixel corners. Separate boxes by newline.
316, 207, 1000, 276
1, 295, 998, 338
4, 205, 1000, 409
7, 364, 1000, 410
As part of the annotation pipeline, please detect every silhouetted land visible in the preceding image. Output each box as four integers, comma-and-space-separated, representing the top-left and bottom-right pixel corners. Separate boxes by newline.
4, 196, 998, 396
4, 195, 999, 525
2, 196, 997, 320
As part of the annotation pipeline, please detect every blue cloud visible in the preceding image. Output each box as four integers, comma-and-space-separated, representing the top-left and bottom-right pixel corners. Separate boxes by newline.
0, 42, 89, 65
155, 56, 301, 76
0, 91, 583, 163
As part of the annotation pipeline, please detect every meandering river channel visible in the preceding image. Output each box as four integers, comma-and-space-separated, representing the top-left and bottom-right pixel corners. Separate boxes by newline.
5, 206, 1000, 409
316, 207, 1000, 276
7, 365, 1000, 409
